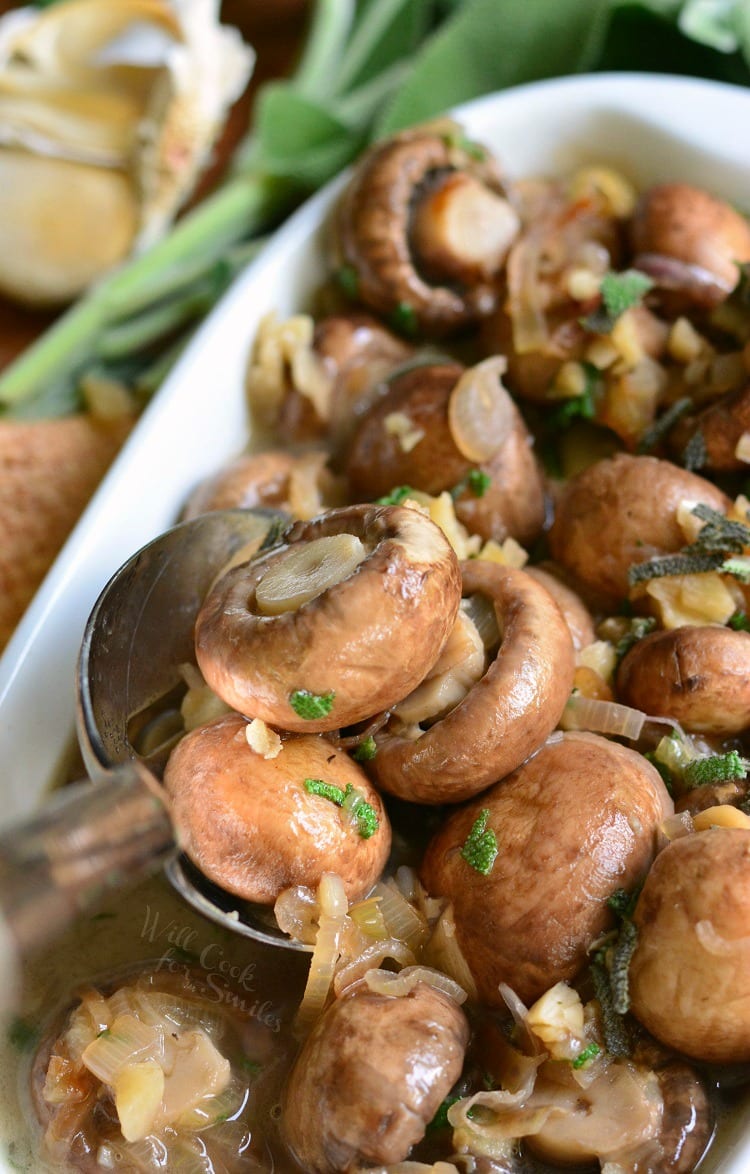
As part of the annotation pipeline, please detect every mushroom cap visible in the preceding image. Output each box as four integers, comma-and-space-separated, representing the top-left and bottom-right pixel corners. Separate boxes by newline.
548, 453, 730, 609
629, 828, 750, 1063
346, 361, 546, 546
195, 503, 462, 732
182, 450, 299, 519
420, 731, 673, 1005
631, 183, 750, 302
371, 562, 575, 804
333, 127, 511, 335
164, 712, 391, 904
617, 624, 750, 736
281, 980, 469, 1173
668, 383, 750, 474
524, 564, 595, 652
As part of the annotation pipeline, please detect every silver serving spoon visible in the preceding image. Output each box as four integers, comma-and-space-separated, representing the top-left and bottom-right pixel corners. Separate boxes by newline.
0, 508, 306, 1013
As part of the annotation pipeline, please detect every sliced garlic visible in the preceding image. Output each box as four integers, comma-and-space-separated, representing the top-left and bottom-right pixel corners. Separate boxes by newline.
0, 0, 253, 304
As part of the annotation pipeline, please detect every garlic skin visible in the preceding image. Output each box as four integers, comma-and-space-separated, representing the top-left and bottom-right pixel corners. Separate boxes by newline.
0, 0, 254, 306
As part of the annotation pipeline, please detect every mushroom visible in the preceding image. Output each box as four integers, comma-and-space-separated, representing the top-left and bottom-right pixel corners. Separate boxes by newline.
371, 563, 575, 805
668, 383, 750, 473
420, 731, 673, 1006
523, 564, 595, 652
332, 126, 519, 335
164, 712, 391, 904
346, 359, 546, 546
195, 503, 462, 733
281, 979, 469, 1173
630, 183, 750, 310
182, 449, 342, 522
629, 827, 750, 1063
548, 453, 730, 610
617, 624, 750, 735
628, 1039, 714, 1174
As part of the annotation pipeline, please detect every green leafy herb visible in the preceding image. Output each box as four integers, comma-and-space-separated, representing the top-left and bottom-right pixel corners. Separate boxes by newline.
628, 503, 750, 585
572, 1041, 601, 1069
335, 263, 360, 298
428, 1094, 462, 1131
645, 751, 674, 794
304, 778, 379, 838
610, 919, 638, 1015
389, 301, 418, 336
683, 749, 748, 789
376, 485, 414, 506
721, 556, 750, 582
607, 886, 640, 921
614, 617, 656, 662
451, 468, 492, 500
352, 735, 378, 762
460, 808, 498, 875
7, 1017, 38, 1052
581, 269, 654, 333
636, 396, 692, 454
546, 362, 602, 429
729, 610, 750, 631
681, 428, 708, 471
590, 959, 631, 1057
290, 689, 336, 720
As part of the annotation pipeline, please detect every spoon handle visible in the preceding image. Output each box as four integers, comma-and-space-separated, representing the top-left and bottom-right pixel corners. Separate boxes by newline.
0, 763, 175, 1010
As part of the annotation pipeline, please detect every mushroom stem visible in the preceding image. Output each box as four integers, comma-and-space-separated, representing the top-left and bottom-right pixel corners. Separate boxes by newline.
412, 172, 520, 284
255, 532, 367, 615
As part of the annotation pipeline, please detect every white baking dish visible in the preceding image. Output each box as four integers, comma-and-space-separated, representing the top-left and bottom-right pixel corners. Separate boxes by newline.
1, 72, 749, 1172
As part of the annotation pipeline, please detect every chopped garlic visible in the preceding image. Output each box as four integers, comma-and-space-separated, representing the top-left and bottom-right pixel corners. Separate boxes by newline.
735, 432, 750, 464
114, 1060, 165, 1143
565, 267, 601, 302
611, 309, 645, 368
478, 536, 528, 568
567, 166, 637, 217
585, 337, 619, 370
384, 411, 425, 453
551, 360, 589, 398
577, 639, 617, 683
668, 316, 706, 363
404, 490, 481, 560
245, 717, 282, 759
527, 982, 585, 1060
676, 498, 706, 543
646, 572, 737, 628
247, 311, 333, 432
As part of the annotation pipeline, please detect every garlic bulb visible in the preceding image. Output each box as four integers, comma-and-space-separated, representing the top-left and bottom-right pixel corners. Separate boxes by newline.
0, 0, 254, 305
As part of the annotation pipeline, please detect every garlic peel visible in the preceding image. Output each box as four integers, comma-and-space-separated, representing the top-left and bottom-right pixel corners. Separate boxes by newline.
0, 0, 254, 305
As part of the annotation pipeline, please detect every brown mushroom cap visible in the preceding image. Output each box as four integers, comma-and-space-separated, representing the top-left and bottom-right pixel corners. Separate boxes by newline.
629, 828, 750, 1063
548, 453, 730, 609
195, 503, 462, 733
617, 624, 750, 735
181, 450, 299, 519
281, 980, 469, 1173
164, 712, 391, 904
631, 183, 750, 307
524, 564, 595, 652
668, 383, 750, 473
420, 731, 673, 1006
333, 127, 514, 335
346, 361, 546, 546
371, 563, 575, 804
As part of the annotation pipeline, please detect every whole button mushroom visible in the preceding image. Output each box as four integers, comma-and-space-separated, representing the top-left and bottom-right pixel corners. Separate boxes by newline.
548, 453, 730, 610
524, 563, 595, 652
631, 183, 750, 310
668, 383, 750, 474
629, 828, 750, 1064
371, 562, 575, 805
333, 126, 520, 336
164, 712, 391, 904
281, 980, 469, 1173
195, 503, 462, 733
420, 731, 673, 1006
617, 624, 750, 735
182, 448, 338, 521
346, 359, 546, 546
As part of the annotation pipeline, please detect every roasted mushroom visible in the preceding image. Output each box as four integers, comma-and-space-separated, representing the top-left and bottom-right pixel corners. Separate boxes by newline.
420, 731, 673, 1006
548, 453, 730, 609
524, 563, 595, 652
346, 358, 546, 546
631, 183, 750, 310
668, 383, 750, 473
332, 126, 519, 335
182, 448, 341, 521
281, 978, 469, 1173
164, 712, 391, 904
195, 503, 462, 732
617, 624, 750, 735
371, 562, 575, 804
629, 827, 750, 1063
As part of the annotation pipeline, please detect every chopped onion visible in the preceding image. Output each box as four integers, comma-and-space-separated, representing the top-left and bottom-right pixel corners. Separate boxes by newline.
660, 811, 695, 841
363, 964, 467, 1004
81, 1013, 158, 1085
462, 592, 501, 650
422, 905, 478, 1000
372, 879, 429, 953
333, 938, 415, 996
348, 895, 389, 941
560, 693, 646, 740
499, 983, 545, 1057
294, 874, 348, 1035
447, 357, 514, 461
274, 885, 319, 945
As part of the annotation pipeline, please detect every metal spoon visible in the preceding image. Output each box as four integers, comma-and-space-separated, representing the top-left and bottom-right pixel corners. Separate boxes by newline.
0, 508, 306, 1010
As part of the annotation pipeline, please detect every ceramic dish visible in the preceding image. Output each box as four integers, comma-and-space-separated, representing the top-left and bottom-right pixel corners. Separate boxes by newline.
1, 72, 750, 1172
